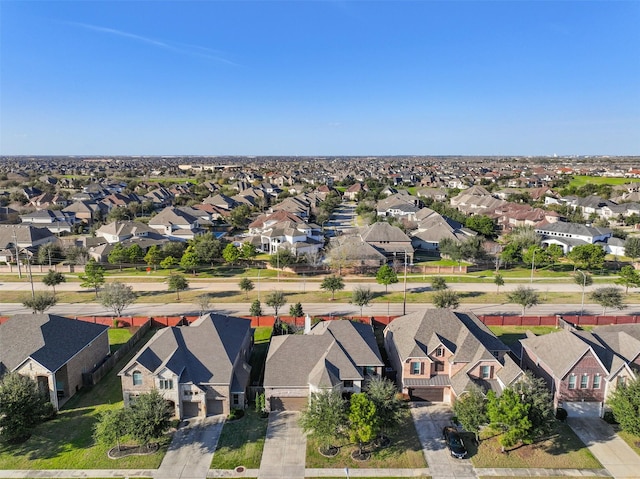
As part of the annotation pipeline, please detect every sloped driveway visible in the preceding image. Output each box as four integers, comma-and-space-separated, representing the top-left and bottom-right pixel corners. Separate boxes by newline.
258, 411, 306, 479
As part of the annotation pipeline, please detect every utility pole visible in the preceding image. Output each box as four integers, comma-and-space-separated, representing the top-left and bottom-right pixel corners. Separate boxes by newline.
26, 253, 35, 300
530, 249, 536, 284
403, 251, 408, 316
12, 227, 22, 279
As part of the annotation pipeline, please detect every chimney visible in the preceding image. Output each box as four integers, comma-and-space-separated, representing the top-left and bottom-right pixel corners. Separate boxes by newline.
304, 313, 311, 334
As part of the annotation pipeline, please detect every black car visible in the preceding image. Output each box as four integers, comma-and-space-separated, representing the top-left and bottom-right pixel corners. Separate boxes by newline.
442, 426, 467, 459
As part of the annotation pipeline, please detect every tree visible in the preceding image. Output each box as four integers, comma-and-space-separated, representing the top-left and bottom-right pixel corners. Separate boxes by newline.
194, 294, 211, 316
93, 408, 130, 452
494, 273, 504, 293
270, 248, 294, 270
299, 390, 347, 454
179, 248, 199, 275
21, 291, 57, 314
38, 243, 63, 266
453, 384, 486, 443
42, 270, 65, 296
431, 276, 448, 291
507, 286, 539, 316
162, 241, 185, 260
266, 290, 286, 316
352, 286, 373, 317
348, 393, 378, 457
222, 243, 241, 265
108, 243, 129, 271
249, 299, 263, 317
229, 204, 251, 229
239, 277, 254, 299
375, 264, 398, 292
608, 376, 640, 436
126, 244, 144, 264
574, 270, 593, 291
616, 265, 640, 294
320, 275, 344, 300
486, 388, 532, 451
79, 258, 105, 298
624, 236, 640, 262
127, 390, 171, 448
365, 376, 407, 439
192, 233, 224, 265
144, 245, 162, 271
289, 302, 304, 318
514, 371, 555, 439
465, 214, 495, 237
432, 289, 460, 309
167, 272, 189, 300
100, 281, 137, 317
160, 256, 177, 269
0, 372, 51, 443
568, 244, 606, 271
240, 242, 257, 261
589, 286, 625, 315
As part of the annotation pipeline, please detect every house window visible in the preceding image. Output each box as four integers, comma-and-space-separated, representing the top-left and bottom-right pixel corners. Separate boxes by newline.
580, 374, 589, 389
435, 347, 444, 357
434, 362, 445, 372
343, 380, 354, 388
617, 376, 626, 387
593, 374, 601, 389
411, 362, 421, 375
481, 366, 491, 379
132, 371, 142, 386
159, 379, 173, 390
232, 394, 239, 406
568, 374, 576, 389
363, 366, 377, 376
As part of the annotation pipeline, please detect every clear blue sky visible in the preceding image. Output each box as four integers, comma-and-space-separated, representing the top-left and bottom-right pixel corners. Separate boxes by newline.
1, 1, 639, 156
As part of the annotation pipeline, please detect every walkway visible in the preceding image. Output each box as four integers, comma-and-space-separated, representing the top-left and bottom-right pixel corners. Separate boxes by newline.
568, 417, 640, 479
257, 411, 306, 479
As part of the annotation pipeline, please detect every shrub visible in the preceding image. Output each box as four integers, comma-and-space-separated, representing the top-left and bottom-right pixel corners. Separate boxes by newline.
603, 411, 618, 425
555, 407, 567, 421
228, 408, 245, 421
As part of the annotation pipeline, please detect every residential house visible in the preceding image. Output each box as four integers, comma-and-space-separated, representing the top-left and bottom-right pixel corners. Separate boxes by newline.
0, 224, 58, 263
95, 220, 158, 244
148, 206, 203, 241
520, 324, 640, 417
119, 314, 253, 419
360, 221, 414, 262
384, 309, 523, 403
248, 210, 323, 256
63, 200, 108, 225
20, 209, 76, 234
28, 192, 70, 210
344, 182, 368, 201
535, 222, 612, 254
0, 314, 110, 410
264, 319, 385, 411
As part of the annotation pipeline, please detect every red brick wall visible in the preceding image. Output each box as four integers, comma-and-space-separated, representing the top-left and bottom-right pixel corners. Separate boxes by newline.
558, 351, 607, 403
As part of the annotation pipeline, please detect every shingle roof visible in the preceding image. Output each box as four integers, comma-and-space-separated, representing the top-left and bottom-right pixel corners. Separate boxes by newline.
360, 222, 411, 243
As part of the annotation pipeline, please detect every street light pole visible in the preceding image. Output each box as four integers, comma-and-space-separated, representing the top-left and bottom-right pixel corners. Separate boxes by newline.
530, 249, 536, 284
403, 251, 408, 316
578, 269, 586, 317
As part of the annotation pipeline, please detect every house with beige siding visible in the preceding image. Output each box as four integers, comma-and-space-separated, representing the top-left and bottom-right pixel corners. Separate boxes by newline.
0, 314, 110, 410
119, 314, 253, 419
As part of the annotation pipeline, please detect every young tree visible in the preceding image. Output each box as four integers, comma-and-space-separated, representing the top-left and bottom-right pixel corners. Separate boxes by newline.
38, 243, 63, 266
375, 264, 398, 292
616, 265, 640, 293
127, 390, 171, 448
194, 294, 211, 316
574, 270, 593, 291
507, 285, 539, 316
249, 299, 263, 317
514, 372, 555, 439
42, 270, 66, 296
0, 372, 51, 443
266, 290, 286, 316
93, 408, 130, 452
320, 275, 345, 300
465, 214, 495, 237
453, 384, 486, 443
432, 289, 460, 309
289, 302, 304, 318
239, 277, 255, 299
299, 390, 347, 454
269, 248, 294, 270
144, 245, 162, 271
348, 393, 378, 457
100, 281, 137, 317
22, 291, 57, 314
486, 388, 532, 452
108, 243, 129, 271
160, 255, 177, 270
608, 376, 640, 436
180, 248, 199, 275
493, 273, 504, 293
431, 276, 448, 291
79, 258, 105, 298
568, 244, 606, 271
589, 286, 625, 315
352, 286, 374, 317
126, 244, 144, 264
365, 376, 408, 440
624, 236, 640, 262
167, 272, 189, 300
222, 243, 241, 265
240, 242, 258, 262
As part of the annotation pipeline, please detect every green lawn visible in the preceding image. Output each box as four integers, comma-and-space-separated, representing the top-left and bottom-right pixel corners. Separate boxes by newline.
0, 329, 168, 470
470, 422, 601, 469
210, 409, 268, 469
488, 326, 560, 346
305, 413, 426, 469
616, 429, 640, 457
108, 327, 134, 353
569, 175, 640, 188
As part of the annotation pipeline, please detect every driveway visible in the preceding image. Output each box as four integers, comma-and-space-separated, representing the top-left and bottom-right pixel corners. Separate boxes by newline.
258, 411, 306, 479
568, 417, 640, 479
411, 404, 477, 479
155, 415, 225, 479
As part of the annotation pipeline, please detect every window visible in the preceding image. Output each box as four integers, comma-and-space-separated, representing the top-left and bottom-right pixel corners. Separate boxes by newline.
434, 362, 445, 372
617, 376, 626, 387
132, 371, 142, 386
232, 394, 239, 406
580, 374, 589, 389
159, 379, 173, 389
363, 366, 377, 376
568, 374, 576, 389
435, 347, 444, 357
411, 362, 421, 375
481, 366, 491, 379
593, 374, 601, 389
343, 380, 354, 388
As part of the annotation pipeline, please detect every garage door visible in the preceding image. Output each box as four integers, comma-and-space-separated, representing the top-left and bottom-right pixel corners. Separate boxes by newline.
270, 396, 307, 411
182, 401, 201, 418
563, 401, 602, 418
410, 387, 445, 402
206, 399, 224, 416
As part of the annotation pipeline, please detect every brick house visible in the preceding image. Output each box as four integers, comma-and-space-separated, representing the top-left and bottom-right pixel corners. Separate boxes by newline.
384, 309, 523, 403
119, 314, 253, 419
0, 314, 110, 410
520, 324, 640, 417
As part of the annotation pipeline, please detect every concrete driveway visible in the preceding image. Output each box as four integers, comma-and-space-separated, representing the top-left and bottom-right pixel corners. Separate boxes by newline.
155, 415, 225, 479
258, 411, 306, 479
568, 417, 640, 479
411, 404, 476, 479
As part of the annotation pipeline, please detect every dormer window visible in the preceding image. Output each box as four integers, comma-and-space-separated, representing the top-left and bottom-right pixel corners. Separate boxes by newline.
435, 347, 444, 357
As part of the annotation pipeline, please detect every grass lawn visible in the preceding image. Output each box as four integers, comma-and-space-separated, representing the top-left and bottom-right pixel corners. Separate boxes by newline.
616, 429, 640, 457
569, 176, 640, 188
470, 422, 601, 469
249, 327, 272, 386
0, 329, 169, 470
305, 413, 426, 469
108, 327, 134, 353
210, 409, 268, 469
488, 326, 560, 346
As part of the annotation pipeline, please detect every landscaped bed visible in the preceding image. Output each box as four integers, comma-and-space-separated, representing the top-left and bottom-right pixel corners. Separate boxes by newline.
210, 408, 269, 469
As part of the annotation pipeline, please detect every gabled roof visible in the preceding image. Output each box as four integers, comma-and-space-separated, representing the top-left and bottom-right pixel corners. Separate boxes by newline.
535, 222, 612, 238
96, 220, 156, 238
0, 224, 56, 248
360, 221, 411, 243
0, 314, 109, 373
308, 320, 384, 368
149, 207, 199, 227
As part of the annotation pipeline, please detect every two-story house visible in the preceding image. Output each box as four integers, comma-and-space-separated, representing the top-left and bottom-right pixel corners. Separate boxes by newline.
535, 222, 612, 254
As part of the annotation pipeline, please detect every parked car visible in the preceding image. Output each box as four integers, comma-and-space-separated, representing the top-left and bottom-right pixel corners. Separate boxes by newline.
442, 426, 467, 459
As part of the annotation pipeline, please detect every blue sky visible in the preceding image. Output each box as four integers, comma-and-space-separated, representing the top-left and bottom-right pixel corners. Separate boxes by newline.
1, 1, 639, 156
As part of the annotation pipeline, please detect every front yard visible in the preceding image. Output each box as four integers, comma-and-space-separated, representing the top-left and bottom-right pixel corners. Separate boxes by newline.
210, 409, 268, 469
